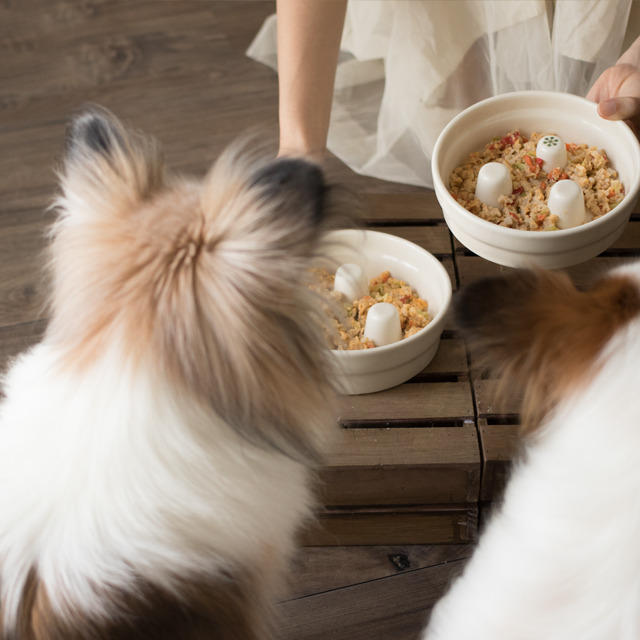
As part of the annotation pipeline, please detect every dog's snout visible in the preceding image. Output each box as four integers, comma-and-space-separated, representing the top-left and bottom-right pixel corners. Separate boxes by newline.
251, 158, 325, 222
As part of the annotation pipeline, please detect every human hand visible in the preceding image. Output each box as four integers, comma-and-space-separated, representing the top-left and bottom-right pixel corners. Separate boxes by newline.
587, 63, 640, 138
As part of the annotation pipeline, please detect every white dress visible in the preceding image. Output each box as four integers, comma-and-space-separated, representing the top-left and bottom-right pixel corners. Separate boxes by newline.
247, 0, 639, 188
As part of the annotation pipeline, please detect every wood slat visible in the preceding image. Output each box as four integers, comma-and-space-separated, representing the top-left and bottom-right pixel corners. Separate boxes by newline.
337, 381, 474, 425
371, 225, 452, 257
0, 211, 51, 329
324, 424, 478, 468
286, 544, 473, 600
478, 419, 521, 502
320, 423, 480, 506
303, 505, 478, 546
441, 257, 457, 293
363, 192, 444, 224
413, 337, 468, 379
473, 378, 522, 418
454, 256, 514, 288
606, 220, 640, 253
278, 554, 469, 640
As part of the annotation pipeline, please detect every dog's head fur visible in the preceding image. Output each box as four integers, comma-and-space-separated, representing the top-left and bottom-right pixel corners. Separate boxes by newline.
455, 267, 640, 434
48, 107, 340, 463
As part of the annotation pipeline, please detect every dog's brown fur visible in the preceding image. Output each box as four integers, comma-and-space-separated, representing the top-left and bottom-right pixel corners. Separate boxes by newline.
456, 269, 640, 434
7, 566, 265, 640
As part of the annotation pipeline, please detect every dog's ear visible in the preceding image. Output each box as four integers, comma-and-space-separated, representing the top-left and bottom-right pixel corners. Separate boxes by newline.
456, 269, 640, 433
60, 107, 164, 215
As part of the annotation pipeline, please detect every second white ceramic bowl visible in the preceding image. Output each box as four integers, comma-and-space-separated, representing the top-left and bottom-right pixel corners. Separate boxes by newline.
320, 229, 452, 395
431, 91, 640, 269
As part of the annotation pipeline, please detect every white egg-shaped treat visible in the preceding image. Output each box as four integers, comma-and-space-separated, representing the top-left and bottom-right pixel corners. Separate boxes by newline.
536, 134, 567, 172
363, 302, 403, 347
475, 162, 512, 208
548, 179, 586, 229
333, 263, 368, 301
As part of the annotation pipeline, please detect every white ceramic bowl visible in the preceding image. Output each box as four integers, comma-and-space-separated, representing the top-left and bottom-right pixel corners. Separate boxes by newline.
432, 91, 640, 269
320, 229, 452, 395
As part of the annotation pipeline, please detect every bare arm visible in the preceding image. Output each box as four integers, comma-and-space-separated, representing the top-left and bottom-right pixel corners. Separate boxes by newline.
276, 0, 347, 160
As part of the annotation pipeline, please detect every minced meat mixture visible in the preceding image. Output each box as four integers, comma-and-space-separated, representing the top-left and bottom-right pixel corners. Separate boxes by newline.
449, 130, 624, 231
309, 268, 431, 350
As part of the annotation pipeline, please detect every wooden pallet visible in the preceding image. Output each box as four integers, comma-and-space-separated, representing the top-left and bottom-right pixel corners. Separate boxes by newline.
303, 192, 482, 545
4, 184, 640, 547
305, 194, 640, 545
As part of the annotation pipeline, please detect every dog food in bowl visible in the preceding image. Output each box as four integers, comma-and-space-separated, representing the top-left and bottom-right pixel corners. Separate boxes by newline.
449, 130, 624, 231
309, 268, 431, 350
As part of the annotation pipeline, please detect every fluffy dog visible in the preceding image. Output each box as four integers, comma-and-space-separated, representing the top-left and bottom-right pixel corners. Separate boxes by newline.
423, 266, 640, 640
0, 108, 340, 639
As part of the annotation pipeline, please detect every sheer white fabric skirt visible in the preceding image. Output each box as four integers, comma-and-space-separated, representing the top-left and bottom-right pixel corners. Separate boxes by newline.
248, 0, 638, 187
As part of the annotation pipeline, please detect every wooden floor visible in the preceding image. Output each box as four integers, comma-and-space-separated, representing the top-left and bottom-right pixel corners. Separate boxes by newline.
0, 2, 474, 638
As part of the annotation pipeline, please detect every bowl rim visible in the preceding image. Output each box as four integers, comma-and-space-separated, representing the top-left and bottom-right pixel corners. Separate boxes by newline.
323, 228, 452, 359
431, 90, 640, 239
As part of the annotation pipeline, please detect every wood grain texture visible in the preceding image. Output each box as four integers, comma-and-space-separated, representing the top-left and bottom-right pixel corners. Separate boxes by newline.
337, 382, 474, 425
320, 423, 480, 506
278, 551, 469, 640
0, 208, 52, 329
373, 225, 452, 257
303, 505, 478, 546
414, 337, 468, 378
473, 378, 523, 418
478, 419, 521, 502
363, 191, 444, 224
607, 221, 640, 252
286, 544, 473, 600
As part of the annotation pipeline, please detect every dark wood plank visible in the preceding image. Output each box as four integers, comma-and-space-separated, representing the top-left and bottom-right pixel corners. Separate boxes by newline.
303, 505, 478, 546
413, 337, 467, 379
286, 544, 473, 600
0, 1, 420, 207
371, 225, 452, 257
363, 192, 444, 224
607, 220, 640, 253
278, 554, 469, 640
473, 378, 522, 417
337, 382, 474, 425
478, 419, 521, 502
0, 209, 51, 328
320, 423, 480, 506
441, 257, 457, 293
